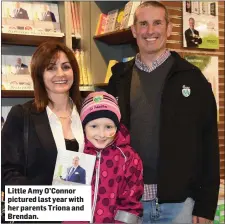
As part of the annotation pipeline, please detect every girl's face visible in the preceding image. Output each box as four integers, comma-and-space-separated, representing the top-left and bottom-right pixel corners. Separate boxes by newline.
43, 51, 74, 98
85, 118, 117, 149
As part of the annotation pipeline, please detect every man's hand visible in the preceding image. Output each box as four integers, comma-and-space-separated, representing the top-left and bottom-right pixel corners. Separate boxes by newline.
193, 216, 213, 223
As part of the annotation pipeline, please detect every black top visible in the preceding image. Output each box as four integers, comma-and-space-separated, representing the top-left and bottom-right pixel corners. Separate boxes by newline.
65, 138, 79, 152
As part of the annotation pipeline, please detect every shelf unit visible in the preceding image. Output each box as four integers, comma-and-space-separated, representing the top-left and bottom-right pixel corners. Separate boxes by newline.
1, 2, 95, 99
90, 1, 136, 85
1, 32, 64, 46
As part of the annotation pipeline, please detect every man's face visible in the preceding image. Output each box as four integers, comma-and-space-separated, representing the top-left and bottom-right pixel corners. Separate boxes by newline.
131, 5, 172, 58
73, 157, 79, 166
189, 19, 195, 29
14, 2, 20, 9
43, 5, 48, 12
17, 58, 22, 65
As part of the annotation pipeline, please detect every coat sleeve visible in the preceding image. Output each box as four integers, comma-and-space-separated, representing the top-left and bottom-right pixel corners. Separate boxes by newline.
1, 105, 30, 188
192, 82, 220, 220
184, 29, 192, 47
107, 63, 122, 97
114, 149, 144, 223
107, 70, 117, 97
80, 168, 86, 184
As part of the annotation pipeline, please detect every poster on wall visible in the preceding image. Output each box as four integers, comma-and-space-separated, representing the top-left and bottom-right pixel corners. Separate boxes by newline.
184, 55, 219, 110
183, 1, 219, 49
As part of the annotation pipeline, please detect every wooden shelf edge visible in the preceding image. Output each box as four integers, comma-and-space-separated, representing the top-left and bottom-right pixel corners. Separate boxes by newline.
2, 32, 65, 46
94, 83, 108, 87
94, 28, 131, 38
1, 90, 34, 98
1, 86, 97, 98
93, 28, 135, 45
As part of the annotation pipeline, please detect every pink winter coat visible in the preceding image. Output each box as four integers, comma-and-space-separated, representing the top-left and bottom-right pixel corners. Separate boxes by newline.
85, 124, 143, 223
64, 124, 143, 223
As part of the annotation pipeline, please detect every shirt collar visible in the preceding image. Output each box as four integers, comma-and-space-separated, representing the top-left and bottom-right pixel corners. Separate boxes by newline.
135, 50, 171, 73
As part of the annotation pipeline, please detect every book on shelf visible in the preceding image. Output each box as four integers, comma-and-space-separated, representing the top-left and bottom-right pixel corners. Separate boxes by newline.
69, 2, 81, 38
191, 2, 200, 15
74, 50, 84, 85
2, 2, 62, 35
95, 13, 107, 35
80, 51, 89, 85
69, 1, 75, 35
75, 2, 81, 37
184, 55, 219, 109
126, 1, 141, 28
1, 55, 33, 91
114, 9, 124, 31
120, 1, 133, 29
104, 60, 118, 83
94, 1, 141, 34
122, 56, 134, 62
104, 9, 119, 33
73, 2, 81, 37
52, 150, 96, 186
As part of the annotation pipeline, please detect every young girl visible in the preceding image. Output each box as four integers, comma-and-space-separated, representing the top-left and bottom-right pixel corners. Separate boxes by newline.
80, 91, 143, 223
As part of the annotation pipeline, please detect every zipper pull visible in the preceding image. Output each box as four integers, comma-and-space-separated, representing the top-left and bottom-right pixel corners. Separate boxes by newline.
155, 197, 159, 211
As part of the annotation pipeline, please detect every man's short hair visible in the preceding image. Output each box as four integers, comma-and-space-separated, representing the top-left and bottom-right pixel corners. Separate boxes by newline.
133, 1, 170, 25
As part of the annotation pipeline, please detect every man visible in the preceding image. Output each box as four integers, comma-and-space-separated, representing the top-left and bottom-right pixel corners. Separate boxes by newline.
107, 1, 219, 223
14, 57, 29, 75
64, 156, 86, 184
185, 17, 202, 47
12, 2, 29, 20
41, 4, 56, 22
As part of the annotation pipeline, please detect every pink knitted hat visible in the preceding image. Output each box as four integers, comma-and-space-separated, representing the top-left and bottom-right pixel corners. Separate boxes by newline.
80, 92, 121, 128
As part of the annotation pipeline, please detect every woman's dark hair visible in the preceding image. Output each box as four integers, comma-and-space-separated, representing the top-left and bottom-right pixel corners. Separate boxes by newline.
30, 41, 81, 112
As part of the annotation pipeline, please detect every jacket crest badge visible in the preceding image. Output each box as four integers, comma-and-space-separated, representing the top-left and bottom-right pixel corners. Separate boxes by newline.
182, 85, 191, 97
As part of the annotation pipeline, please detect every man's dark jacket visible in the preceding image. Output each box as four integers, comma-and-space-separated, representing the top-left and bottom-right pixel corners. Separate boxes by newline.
42, 11, 56, 22
185, 28, 202, 47
13, 8, 29, 20
107, 51, 220, 220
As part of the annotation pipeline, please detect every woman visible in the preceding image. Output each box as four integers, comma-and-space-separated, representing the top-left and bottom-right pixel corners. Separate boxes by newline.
2, 41, 84, 186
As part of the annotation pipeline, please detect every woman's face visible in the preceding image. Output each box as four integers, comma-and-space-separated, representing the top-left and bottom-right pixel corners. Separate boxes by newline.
43, 51, 74, 98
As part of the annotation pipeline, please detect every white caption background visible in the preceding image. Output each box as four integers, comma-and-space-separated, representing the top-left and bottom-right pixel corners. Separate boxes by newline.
5, 185, 91, 221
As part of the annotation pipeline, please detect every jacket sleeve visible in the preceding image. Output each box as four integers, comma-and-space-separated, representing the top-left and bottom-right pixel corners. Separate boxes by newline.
114, 149, 144, 223
1, 105, 30, 188
81, 168, 86, 184
107, 63, 123, 97
192, 82, 220, 220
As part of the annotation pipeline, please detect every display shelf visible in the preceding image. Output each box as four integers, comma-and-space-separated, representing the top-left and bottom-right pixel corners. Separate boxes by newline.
1, 85, 95, 98
94, 83, 108, 87
2, 32, 64, 46
79, 85, 95, 91
93, 28, 135, 45
1, 90, 34, 98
